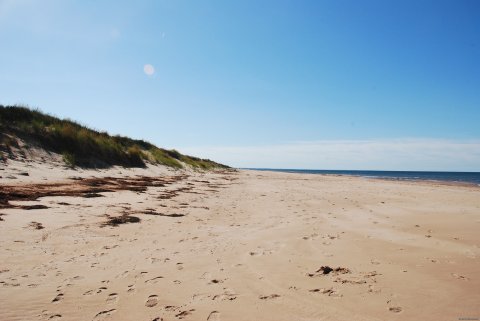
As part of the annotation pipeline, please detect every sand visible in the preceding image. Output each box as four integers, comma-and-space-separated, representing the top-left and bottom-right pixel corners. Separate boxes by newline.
0, 162, 479, 321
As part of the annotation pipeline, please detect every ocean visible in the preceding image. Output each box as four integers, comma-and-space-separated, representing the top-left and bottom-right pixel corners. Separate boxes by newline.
247, 169, 480, 185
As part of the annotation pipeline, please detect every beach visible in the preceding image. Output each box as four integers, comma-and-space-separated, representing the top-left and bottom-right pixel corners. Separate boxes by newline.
1, 164, 479, 321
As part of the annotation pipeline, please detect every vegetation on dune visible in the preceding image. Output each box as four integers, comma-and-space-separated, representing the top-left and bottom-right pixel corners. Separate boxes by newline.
0, 105, 228, 170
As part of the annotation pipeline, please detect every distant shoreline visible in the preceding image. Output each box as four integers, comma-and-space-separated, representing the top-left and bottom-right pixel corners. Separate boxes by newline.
244, 168, 480, 186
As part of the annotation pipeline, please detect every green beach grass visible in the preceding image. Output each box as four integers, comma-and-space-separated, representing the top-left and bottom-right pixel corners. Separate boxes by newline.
0, 105, 228, 170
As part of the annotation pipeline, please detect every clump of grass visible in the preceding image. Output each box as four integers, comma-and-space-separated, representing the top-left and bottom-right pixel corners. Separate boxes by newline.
0, 133, 17, 153
149, 148, 183, 168
62, 151, 76, 167
0, 104, 229, 169
0, 133, 18, 160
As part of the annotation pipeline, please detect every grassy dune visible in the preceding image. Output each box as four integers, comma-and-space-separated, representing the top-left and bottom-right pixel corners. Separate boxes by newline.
0, 105, 228, 170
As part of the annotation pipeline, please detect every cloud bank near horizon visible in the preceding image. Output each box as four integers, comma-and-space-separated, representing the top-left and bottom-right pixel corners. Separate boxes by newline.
180, 138, 480, 172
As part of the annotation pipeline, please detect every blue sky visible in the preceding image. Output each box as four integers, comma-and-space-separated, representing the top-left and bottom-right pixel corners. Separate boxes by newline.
1, 0, 479, 170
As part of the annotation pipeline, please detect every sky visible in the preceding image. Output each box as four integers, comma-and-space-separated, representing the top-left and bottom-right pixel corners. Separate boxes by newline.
0, 0, 479, 171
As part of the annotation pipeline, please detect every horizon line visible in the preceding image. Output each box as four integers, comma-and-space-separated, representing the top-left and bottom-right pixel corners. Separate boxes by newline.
241, 168, 480, 173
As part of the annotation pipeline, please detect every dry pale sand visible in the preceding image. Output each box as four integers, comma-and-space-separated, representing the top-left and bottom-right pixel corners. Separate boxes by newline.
0, 163, 479, 321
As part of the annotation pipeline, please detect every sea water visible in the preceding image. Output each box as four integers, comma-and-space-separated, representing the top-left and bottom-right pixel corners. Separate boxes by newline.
248, 169, 480, 185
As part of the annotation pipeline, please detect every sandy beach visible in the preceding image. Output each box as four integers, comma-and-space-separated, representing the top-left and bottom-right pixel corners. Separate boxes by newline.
1, 162, 479, 321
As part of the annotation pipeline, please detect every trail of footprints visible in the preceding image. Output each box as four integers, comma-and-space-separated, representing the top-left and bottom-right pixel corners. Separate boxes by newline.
5, 174, 238, 321
22, 173, 466, 320
42, 242, 409, 320
66, 270, 227, 321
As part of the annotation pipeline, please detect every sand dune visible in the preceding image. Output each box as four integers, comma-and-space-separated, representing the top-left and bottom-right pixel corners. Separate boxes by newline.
0, 164, 479, 320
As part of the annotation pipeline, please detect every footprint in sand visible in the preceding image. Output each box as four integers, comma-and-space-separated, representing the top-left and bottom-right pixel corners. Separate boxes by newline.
190, 293, 212, 302
52, 293, 64, 303
145, 295, 159, 307
116, 270, 130, 279
49, 314, 62, 319
106, 293, 118, 303
208, 279, 223, 285
207, 311, 221, 321
145, 276, 163, 284
212, 289, 237, 301
175, 309, 195, 319
96, 286, 108, 294
452, 273, 469, 280
93, 309, 116, 320
389, 306, 402, 313
259, 294, 281, 300
309, 287, 342, 297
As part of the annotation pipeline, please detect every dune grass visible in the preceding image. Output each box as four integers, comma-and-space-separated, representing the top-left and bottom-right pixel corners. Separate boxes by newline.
0, 105, 228, 170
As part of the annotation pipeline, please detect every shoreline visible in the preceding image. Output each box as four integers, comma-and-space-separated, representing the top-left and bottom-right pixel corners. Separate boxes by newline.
244, 168, 480, 189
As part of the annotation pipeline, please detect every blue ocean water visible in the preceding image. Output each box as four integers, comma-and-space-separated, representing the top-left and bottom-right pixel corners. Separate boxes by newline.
247, 169, 480, 185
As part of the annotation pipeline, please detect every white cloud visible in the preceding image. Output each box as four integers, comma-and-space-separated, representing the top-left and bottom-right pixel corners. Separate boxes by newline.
179, 139, 480, 171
